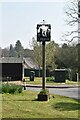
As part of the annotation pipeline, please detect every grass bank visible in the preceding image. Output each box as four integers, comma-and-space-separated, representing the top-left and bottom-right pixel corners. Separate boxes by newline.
2, 90, 80, 118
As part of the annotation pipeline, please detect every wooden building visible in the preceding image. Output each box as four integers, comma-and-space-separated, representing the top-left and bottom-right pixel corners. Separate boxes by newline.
0, 57, 32, 81
54, 69, 67, 82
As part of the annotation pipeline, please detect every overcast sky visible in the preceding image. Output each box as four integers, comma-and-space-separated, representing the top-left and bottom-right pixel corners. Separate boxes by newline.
0, 0, 69, 49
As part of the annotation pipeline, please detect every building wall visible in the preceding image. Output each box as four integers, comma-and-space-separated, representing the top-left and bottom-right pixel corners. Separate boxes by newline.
24, 68, 50, 77
54, 70, 66, 82
1, 63, 23, 81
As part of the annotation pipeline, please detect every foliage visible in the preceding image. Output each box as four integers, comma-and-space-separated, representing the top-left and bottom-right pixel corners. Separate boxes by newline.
46, 77, 54, 82
1, 40, 79, 80
15, 40, 24, 57
23, 48, 34, 58
1, 83, 23, 94
1, 40, 33, 58
2, 48, 9, 57
46, 41, 59, 70
0, 84, 2, 93
23, 77, 78, 85
39, 89, 49, 95
60, 0, 80, 79
31, 37, 42, 68
9, 44, 17, 57
0, 47, 2, 57
31, 38, 59, 70
55, 44, 78, 70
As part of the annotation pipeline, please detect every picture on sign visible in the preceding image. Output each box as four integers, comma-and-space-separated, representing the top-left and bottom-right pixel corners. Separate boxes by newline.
37, 24, 51, 42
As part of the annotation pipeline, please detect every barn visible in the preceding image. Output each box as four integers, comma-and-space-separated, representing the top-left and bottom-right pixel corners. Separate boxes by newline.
0, 57, 50, 81
0, 57, 34, 81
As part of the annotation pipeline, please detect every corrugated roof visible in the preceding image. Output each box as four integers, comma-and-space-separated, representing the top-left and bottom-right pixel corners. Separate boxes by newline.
0, 57, 38, 69
0, 57, 23, 63
24, 58, 38, 69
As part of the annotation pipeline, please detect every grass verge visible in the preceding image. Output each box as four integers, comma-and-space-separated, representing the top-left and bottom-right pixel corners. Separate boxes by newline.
3, 77, 79, 86
2, 90, 80, 118
23, 77, 79, 86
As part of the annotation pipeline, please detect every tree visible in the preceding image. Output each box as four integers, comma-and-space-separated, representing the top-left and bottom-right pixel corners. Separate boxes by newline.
31, 37, 59, 71
55, 44, 78, 80
31, 37, 42, 69
0, 47, 2, 57
77, 43, 80, 79
46, 41, 59, 70
62, 0, 80, 80
15, 40, 24, 57
23, 48, 33, 58
2, 48, 9, 57
62, 0, 79, 43
9, 44, 17, 57
62, 43, 68, 48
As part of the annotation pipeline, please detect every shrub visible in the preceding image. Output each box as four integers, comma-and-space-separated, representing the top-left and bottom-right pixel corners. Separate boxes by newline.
2, 84, 23, 94
39, 89, 49, 95
46, 77, 54, 82
2, 84, 9, 93
0, 84, 2, 93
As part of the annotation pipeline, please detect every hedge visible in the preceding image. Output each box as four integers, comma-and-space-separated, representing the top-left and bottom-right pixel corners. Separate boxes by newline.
0, 83, 23, 94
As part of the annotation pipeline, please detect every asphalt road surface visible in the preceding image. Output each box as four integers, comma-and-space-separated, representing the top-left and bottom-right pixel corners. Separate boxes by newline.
25, 87, 80, 100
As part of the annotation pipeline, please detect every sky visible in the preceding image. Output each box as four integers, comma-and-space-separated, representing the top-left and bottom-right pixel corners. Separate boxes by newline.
0, 0, 69, 49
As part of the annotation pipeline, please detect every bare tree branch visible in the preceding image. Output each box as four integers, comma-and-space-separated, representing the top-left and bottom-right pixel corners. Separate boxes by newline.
62, 0, 80, 43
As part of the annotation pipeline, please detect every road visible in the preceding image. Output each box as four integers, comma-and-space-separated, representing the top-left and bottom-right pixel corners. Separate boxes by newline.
25, 86, 80, 100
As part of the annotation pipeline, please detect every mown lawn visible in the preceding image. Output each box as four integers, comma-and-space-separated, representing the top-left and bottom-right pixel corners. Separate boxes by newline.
23, 77, 79, 86
1, 91, 80, 118
2, 77, 79, 86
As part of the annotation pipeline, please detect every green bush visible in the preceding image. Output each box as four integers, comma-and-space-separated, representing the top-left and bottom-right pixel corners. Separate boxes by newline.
2, 84, 9, 93
46, 77, 54, 82
39, 89, 49, 95
0, 84, 2, 93
2, 84, 23, 94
